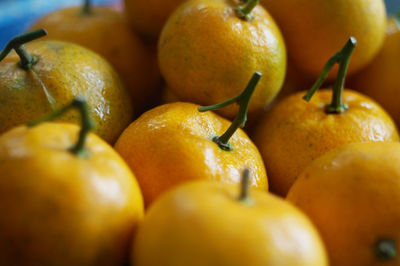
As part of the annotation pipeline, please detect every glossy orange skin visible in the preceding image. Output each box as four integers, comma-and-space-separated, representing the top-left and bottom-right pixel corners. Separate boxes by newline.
124, 0, 186, 39
349, 19, 400, 126
259, 0, 386, 78
287, 142, 400, 265
29, 6, 160, 114
253, 89, 399, 196
158, 0, 286, 119
133, 180, 328, 266
0, 123, 144, 266
0, 40, 133, 143
114, 102, 268, 207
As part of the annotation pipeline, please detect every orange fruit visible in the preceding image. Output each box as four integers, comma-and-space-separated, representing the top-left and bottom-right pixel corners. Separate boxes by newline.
28, 3, 160, 114
115, 102, 267, 206
287, 142, 400, 265
115, 73, 267, 206
124, 0, 186, 39
158, 0, 286, 119
115, 73, 268, 206
259, 0, 386, 78
133, 170, 328, 266
0, 99, 144, 266
0, 30, 133, 143
349, 17, 400, 126
253, 38, 399, 196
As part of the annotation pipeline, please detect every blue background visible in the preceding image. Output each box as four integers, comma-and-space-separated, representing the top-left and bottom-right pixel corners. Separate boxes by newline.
0, 0, 119, 49
387, 0, 400, 11
0, 0, 399, 49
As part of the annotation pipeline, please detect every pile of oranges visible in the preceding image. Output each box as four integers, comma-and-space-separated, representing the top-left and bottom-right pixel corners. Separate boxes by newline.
0, 0, 399, 265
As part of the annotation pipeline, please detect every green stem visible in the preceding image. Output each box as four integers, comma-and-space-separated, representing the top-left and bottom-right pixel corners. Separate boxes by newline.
394, 11, 400, 30
238, 168, 251, 202
82, 0, 91, 14
198, 72, 262, 151
302, 37, 357, 114
0, 29, 47, 70
374, 239, 397, 261
27, 97, 95, 158
236, 0, 259, 21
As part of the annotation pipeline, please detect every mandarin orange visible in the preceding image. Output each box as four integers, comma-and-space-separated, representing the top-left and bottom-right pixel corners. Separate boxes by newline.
288, 142, 400, 265
253, 38, 399, 196
0, 30, 133, 143
133, 170, 328, 266
260, 0, 386, 78
158, 0, 286, 119
29, 2, 160, 114
115, 73, 268, 206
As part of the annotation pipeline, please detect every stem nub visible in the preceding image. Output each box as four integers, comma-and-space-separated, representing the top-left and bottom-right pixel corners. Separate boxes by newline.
374, 239, 397, 261
198, 72, 262, 151
0, 29, 47, 70
82, 0, 91, 14
394, 11, 400, 30
27, 97, 95, 158
235, 0, 259, 21
302, 37, 357, 114
238, 168, 251, 202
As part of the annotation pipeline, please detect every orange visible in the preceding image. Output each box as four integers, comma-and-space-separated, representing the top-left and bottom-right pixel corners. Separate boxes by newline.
253, 38, 399, 196
0, 30, 133, 143
115, 73, 268, 206
28, 4, 161, 114
287, 142, 400, 265
124, 0, 186, 39
0, 99, 144, 266
158, 0, 286, 119
133, 170, 328, 266
115, 102, 267, 206
349, 18, 400, 126
259, 0, 386, 78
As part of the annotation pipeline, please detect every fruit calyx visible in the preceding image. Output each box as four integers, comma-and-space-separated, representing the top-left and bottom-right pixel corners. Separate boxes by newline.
198, 72, 262, 151
394, 11, 400, 30
27, 97, 95, 158
374, 238, 397, 261
303, 37, 357, 114
0, 29, 47, 70
238, 168, 252, 203
236, 0, 259, 21
82, 0, 92, 15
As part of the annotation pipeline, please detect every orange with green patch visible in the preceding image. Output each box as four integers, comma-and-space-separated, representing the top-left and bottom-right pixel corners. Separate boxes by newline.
0, 30, 133, 143
29, 0, 161, 114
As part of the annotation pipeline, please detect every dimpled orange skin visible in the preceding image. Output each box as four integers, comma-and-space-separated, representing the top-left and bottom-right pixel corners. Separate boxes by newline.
253, 89, 399, 196
158, 0, 286, 119
259, 0, 386, 78
349, 19, 400, 126
28, 7, 160, 114
114, 102, 268, 207
124, 0, 186, 39
0, 40, 133, 143
133, 180, 328, 266
287, 142, 400, 266
0, 123, 144, 266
